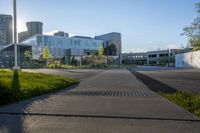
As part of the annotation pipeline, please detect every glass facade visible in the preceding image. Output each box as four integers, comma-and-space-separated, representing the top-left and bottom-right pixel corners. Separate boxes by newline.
22, 35, 104, 59
0, 14, 13, 48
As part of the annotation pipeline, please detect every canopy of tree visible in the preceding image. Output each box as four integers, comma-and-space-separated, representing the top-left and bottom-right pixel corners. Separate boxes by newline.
105, 43, 117, 56
182, 3, 200, 51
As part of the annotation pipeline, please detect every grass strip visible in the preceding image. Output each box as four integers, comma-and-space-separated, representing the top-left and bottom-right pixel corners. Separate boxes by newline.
0, 69, 79, 106
160, 91, 200, 117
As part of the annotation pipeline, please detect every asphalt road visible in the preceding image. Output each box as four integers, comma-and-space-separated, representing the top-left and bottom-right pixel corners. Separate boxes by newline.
132, 66, 200, 94
0, 69, 200, 133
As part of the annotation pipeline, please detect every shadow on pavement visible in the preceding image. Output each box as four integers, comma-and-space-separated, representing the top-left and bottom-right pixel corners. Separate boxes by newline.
130, 70, 177, 93
0, 81, 79, 133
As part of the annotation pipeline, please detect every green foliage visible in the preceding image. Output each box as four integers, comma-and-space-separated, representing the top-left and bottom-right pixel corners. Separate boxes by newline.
81, 55, 107, 68
40, 47, 53, 67
161, 91, 200, 117
98, 46, 105, 56
24, 50, 32, 62
189, 37, 200, 51
70, 56, 78, 66
48, 64, 77, 69
105, 43, 117, 55
41, 46, 52, 60
0, 69, 79, 106
158, 56, 175, 65
182, 2, 200, 51
24, 50, 32, 68
31, 61, 46, 68
47, 60, 78, 69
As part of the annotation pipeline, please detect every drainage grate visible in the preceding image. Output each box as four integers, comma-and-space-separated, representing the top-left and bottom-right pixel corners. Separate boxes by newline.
65, 91, 155, 97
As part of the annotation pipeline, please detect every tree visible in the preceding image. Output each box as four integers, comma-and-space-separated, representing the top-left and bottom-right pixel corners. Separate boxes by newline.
98, 46, 105, 56
41, 47, 52, 66
158, 56, 175, 66
182, 3, 200, 51
105, 43, 117, 55
70, 56, 77, 66
24, 50, 32, 67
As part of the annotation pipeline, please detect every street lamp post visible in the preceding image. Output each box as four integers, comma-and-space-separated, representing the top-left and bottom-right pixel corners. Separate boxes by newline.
118, 45, 121, 68
168, 49, 171, 67
13, 0, 18, 69
106, 41, 109, 65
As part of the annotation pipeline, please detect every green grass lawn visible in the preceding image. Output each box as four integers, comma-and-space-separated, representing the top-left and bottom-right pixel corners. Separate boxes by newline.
0, 69, 79, 106
161, 92, 200, 117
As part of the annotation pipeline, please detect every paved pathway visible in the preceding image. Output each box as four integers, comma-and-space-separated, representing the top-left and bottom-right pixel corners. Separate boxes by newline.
0, 69, 199, 133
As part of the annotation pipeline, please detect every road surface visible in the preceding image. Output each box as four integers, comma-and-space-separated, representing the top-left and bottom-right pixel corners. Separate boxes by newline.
0, 69, 199, 133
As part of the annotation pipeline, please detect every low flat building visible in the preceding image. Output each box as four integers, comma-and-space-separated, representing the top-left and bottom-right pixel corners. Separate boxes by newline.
147, 48, 192, 65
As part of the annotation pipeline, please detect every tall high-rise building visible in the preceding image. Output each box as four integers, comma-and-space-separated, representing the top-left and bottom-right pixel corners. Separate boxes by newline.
18, 21, 43, 42
0, 14, 13, 48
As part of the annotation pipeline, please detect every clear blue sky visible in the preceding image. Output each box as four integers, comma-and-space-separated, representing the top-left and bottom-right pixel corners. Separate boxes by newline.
0, 0, 199, 52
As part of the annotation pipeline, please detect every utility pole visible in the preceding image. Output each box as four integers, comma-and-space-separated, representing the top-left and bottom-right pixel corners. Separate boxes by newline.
13, 0, 18, 69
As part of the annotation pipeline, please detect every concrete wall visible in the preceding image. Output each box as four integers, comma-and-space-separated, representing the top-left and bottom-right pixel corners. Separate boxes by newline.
175, 50, 200, 68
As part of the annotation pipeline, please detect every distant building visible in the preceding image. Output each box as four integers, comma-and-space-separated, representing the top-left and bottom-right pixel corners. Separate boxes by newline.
122, 53, 147, 65
147, 48, 192, 65
21, 34, 104, 59
0, 14, 13, 48
18, 21, 43, 42
54, 31, 69, 37
0, 43, 31, 68
0, 18, 122, 68
71, 36, 92, 39
95, 32, 122, 56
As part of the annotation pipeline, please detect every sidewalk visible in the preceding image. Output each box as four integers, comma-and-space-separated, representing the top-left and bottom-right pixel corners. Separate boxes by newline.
0, 69, 199, 133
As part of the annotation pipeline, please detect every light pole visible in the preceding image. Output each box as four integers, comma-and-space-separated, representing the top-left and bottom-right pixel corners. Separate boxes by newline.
106, 41, 109, 66
13, 0, 18, 69
168, 49, 171, 67
118, 45, 121, 68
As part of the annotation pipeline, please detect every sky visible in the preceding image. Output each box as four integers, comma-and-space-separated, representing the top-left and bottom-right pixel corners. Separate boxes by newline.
0, 0, 199, 53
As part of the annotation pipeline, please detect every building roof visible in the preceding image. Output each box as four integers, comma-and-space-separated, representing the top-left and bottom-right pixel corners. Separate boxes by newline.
71, 36, 92, 39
